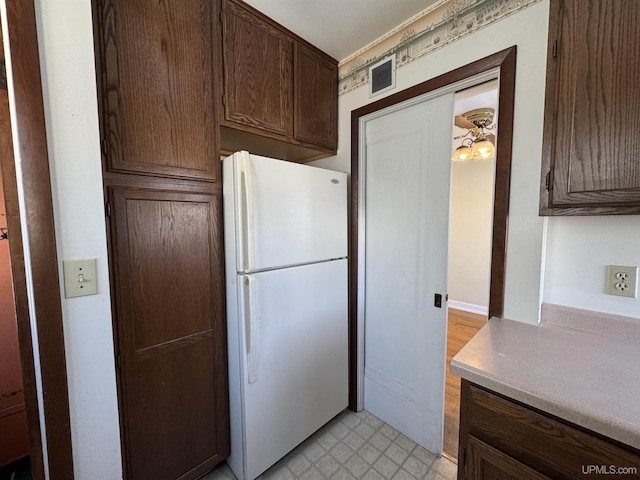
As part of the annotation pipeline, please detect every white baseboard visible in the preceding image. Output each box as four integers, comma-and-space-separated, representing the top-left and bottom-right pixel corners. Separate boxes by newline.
447, 300, 488, 316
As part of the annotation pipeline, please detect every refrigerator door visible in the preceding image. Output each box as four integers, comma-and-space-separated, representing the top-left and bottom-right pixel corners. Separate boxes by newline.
226, 151, 347, 272
234, 259, 348, 480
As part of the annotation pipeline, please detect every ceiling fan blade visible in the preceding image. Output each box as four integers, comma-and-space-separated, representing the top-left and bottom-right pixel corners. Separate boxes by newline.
487, 133, 496, 144
455, 115, 475, 129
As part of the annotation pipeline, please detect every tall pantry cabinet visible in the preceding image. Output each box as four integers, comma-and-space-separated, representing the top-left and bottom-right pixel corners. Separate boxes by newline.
92, 1, 229, 479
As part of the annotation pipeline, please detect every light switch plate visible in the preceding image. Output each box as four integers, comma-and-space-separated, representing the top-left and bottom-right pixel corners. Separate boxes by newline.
63, 259, 98, 298
606, 265, 638, 298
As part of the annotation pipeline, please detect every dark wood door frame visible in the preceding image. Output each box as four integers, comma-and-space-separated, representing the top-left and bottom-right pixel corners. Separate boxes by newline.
349, 46, 517, 410
1, 1, 74, 478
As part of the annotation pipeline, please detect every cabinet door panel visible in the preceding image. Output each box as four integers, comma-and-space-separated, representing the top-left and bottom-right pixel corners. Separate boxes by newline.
459, 381, 640, 480
294, 44, 337, 150
467, 436, 551, 480
98, 0, 218, 181
110, 186, 228, 479
543, 0, 640, 212
222, 0, 292, 135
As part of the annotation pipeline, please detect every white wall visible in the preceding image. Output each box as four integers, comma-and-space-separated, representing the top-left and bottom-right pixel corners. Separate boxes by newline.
448, 158, 494, 313
315, 0, 550, 325
35, 1, 123, 478
544, 216, 640, 317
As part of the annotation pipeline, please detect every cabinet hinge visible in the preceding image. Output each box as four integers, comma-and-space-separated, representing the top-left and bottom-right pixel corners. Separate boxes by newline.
545, 172, 551, 191
105, 201, 112, 217
0, 59, 7, 90
101, 139, 108, 156
463, 447, 467, 467
222, 94, 226, 107
552, 39, 558, 60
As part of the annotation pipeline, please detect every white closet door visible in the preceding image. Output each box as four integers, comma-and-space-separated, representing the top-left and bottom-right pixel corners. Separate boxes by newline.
364, 92, 454, 454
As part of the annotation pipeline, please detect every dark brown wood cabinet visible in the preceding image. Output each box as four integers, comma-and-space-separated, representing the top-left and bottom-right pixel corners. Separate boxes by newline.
458, 380, 640, 480
219, 0, 338, 161
294, 43, 338, 150
93, 1, 229, 478
540, 0, 640, 215
466, 436, 551, 480
109, 186, 229, 480
221, 0, 293, 136
96, 0, 219, 182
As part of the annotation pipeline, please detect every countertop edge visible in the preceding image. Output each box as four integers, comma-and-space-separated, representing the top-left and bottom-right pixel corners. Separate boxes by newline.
450, 359, 640, 451
450, 313, 640, 452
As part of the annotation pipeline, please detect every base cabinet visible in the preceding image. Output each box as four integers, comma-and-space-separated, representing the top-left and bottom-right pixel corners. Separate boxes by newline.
466, 436, 551, 480
458, 380, 640, 480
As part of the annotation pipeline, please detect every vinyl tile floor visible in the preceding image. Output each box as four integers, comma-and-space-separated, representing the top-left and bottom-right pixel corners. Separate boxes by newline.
203, 409, 457, 480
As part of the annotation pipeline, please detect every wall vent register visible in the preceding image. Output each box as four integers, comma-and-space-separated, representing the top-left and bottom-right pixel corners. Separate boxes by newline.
369, 56, 396, 97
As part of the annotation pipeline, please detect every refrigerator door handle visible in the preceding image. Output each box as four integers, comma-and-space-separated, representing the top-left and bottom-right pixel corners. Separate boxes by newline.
243, 276, 258, 383
239, 152, 256, 272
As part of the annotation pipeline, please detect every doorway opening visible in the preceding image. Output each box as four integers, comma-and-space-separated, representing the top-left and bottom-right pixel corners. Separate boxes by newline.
443, 79, 499, 459
0, 26, 34, 479
349, 47, 516, 463
0, 2, 75, 478
0, 163, 31, 478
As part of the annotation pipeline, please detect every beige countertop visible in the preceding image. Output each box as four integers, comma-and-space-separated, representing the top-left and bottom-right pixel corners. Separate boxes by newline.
450, 303, 640, 450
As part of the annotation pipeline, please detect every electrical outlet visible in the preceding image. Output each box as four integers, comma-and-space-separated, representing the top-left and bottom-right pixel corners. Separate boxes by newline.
606, 265, 638, 298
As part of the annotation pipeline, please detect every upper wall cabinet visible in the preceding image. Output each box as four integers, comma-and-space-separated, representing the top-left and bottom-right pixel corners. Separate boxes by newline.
219, 0, 338, 162
540, 0, 640, 215
294, 44, 338, 151
95, 0, 219, 182
221, 0, 293, 136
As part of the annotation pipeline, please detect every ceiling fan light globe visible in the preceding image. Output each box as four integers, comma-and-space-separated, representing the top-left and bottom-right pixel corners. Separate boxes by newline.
472, 140, 495, 161
452, 145, 473, 162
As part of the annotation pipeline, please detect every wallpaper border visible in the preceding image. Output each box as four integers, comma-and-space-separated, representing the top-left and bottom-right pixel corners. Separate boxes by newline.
338, 0, 542, 95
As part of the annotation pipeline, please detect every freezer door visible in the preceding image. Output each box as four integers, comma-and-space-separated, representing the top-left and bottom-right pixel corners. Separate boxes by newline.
227, 151, 347, 272
237, 260, 348, 480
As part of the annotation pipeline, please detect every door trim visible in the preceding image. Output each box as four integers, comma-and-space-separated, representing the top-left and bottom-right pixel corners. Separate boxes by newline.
349, 46, 517, 411
1, 1, 74, 477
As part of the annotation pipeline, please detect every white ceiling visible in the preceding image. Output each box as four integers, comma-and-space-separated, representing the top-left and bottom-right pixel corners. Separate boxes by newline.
243, 0, 443, 61
454, 79, 499, 117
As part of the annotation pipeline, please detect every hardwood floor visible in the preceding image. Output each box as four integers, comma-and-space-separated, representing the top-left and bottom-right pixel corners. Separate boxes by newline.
443, 308, 486, 460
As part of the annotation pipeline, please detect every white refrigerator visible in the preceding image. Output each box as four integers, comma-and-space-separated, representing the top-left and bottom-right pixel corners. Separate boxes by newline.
222, 151, 348, 480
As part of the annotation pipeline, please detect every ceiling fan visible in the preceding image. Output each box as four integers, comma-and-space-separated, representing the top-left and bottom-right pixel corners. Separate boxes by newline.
452, 108, 497, 162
